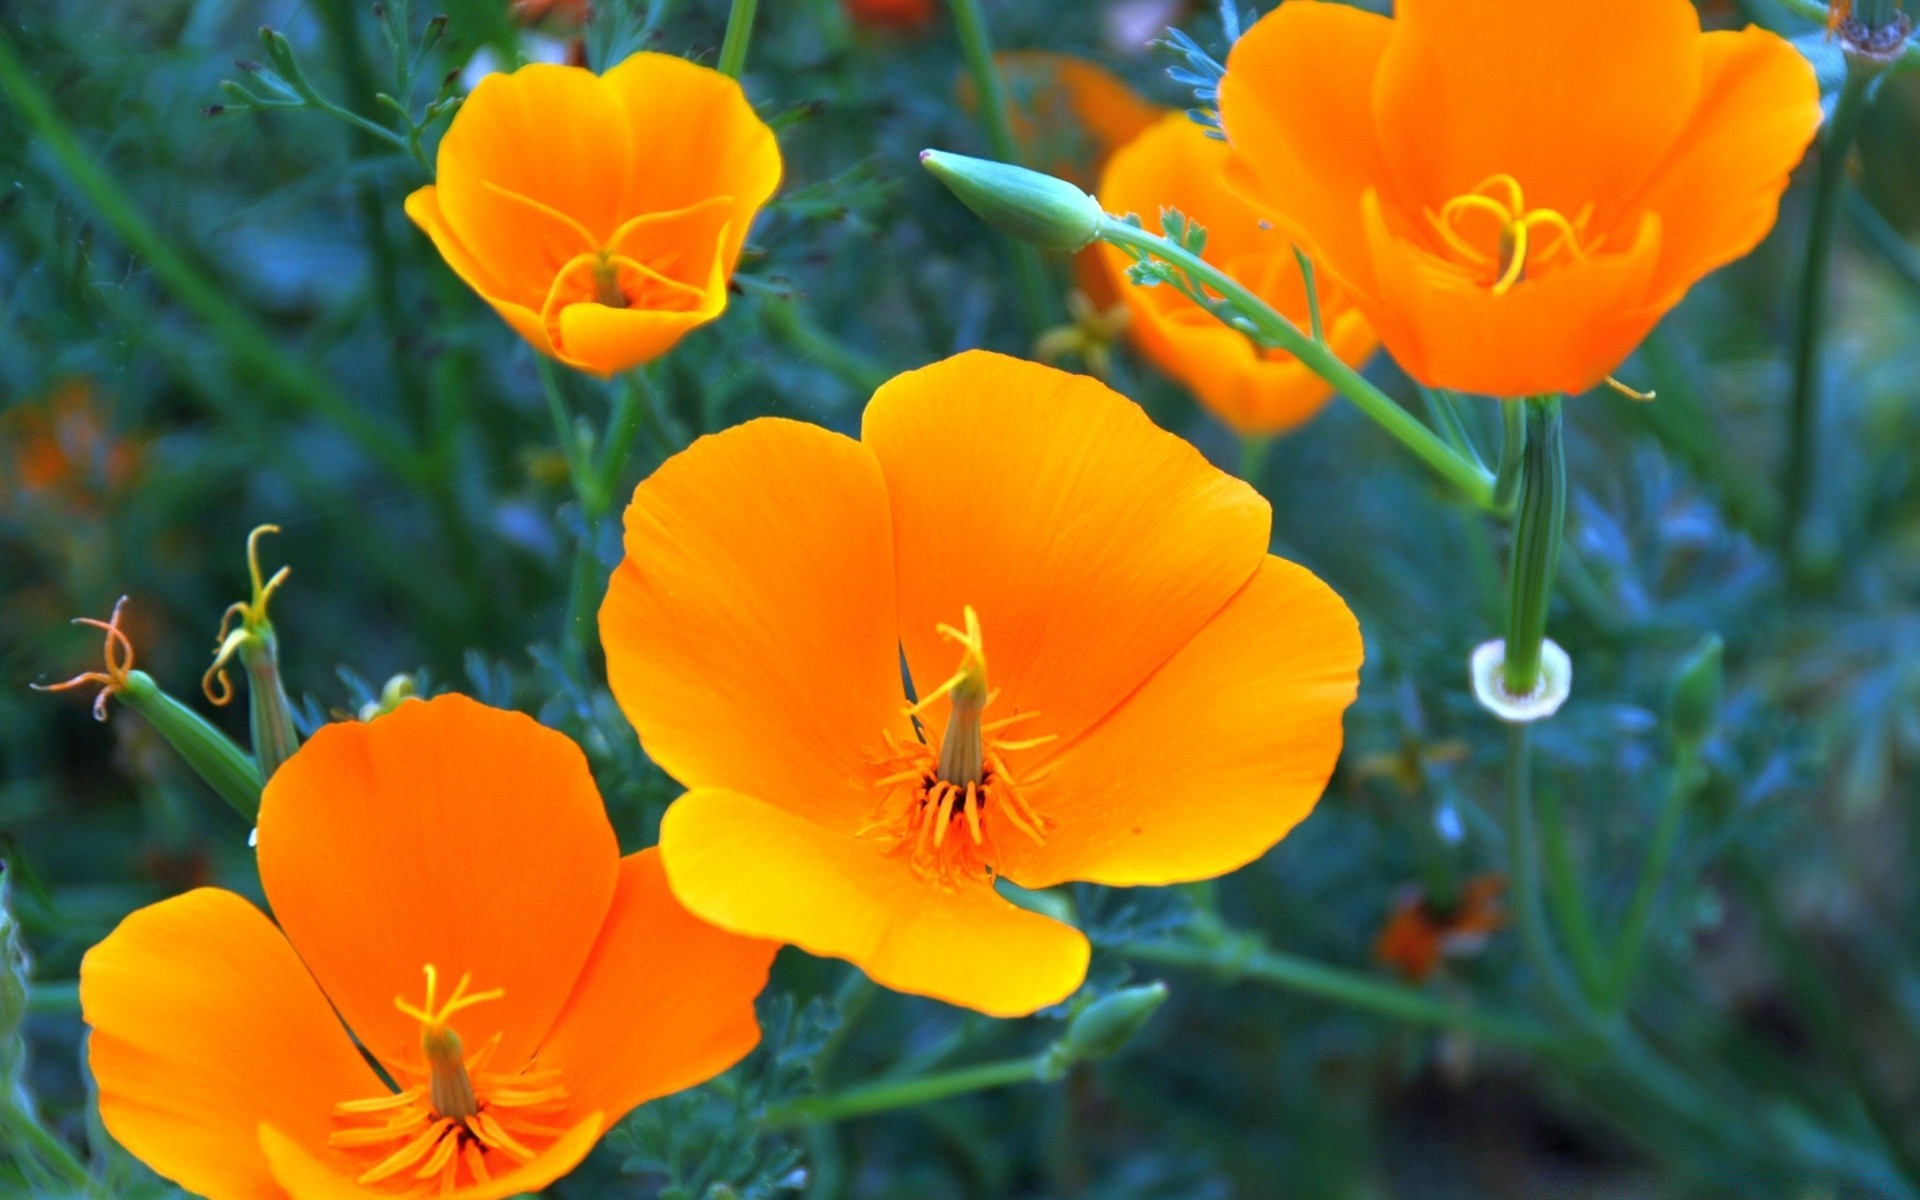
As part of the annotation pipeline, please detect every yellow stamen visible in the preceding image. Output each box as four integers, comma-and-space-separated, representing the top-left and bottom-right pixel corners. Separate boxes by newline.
1430, 174, 1591, 295
1605, 375, 1657, 402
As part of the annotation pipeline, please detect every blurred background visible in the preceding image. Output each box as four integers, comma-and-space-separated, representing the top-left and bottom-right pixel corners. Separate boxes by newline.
6, 0, 1920, 1196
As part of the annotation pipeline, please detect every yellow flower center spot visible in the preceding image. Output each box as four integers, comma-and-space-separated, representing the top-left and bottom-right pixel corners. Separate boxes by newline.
329, 965, 571, 1194
1428, 174, 1593, 295
862, 608, 1055, 889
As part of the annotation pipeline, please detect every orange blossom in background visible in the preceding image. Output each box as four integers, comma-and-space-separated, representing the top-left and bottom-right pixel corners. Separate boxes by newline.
407, 56, 781, 378
81, 695, 775, 1200
600, 352, 1363, 1017
1099, 112, 1378, 436
1217, 0, 1821, 397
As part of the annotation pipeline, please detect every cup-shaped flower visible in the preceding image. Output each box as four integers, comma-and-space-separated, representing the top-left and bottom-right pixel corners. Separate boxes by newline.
600, 352, 1363, 1017
1098, 113, 1378, 436
80, 695, 776, 1200
406, 56, 781, 378
1217, 0, 1821, 398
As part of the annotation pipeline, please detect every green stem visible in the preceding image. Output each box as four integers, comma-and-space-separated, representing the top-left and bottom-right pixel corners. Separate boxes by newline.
1502, 396, 1565, 695
763, 295, 892, 396
1118, 935, 1555, 1050
0, 27, 419, 483
26, 982, 79, 1015
537, 359, 595, 504
1783, 65, 1874, 568
761, 1056, 1046, 1128
1605, 748, 1702, 1008
590, 372, 652, 516
1238, 435, 1273, 485
717, 0, 761, 78
1537, 775, 1609, 1001
0, 1099, 92, 1194
1100, 216, 1496, 510
1493, 399, 1526, 513
1503, 724, 1589, 1026
947, 0, 1056, 332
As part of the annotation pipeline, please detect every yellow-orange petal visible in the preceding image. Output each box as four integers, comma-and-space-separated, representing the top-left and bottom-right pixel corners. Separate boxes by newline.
995, 557, 1361, 889
537, 849, 776, 1124
405, 185, 556, 354
600, 52, 782, 273
660, 788, 1090, 1017
548, 279, 728, 377
432, 64, 627, 300
256, 694, 619, 1076
1372, 0, 1704, 218
1359, 189, 1665, 397
80, 889, 385, 1200
861, 351, 1269, 750
1218, 1, 1394, 298
259, 1111, 604, 1200
1098, 112, 1375, 435
1620, 27, 1822, 310
601, 419, 909, 833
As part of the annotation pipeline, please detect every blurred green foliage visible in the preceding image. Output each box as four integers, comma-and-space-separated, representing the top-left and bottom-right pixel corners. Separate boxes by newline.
6, 0, 1920, 1196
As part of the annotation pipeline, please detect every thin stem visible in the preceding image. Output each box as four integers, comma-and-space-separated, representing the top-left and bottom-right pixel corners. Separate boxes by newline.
537, 358, 594, 504
1537, 775, 1609, 1001
1238, 435, 1272, 485
1493, 399, 1526, 513
0, 1100, 92, 1193
1100, 216, 1497, 510
0, 27, 419, 483
26, 982, 79, 1015
1783, 65, 1874, 568
1502, 396, 1565, 694
1605, 748, 1702, 1008
761, 1056, 1046, 1128
590, 371, 652, 515
1503, 724, 1590, 1026
947, 0, 1056, 332
1118, 935, 1555, 1050
717, 0, 760, 79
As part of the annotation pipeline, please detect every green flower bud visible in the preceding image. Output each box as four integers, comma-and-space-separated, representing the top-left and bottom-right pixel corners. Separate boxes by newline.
1667, 633, 1724, 748
1057, 982, 1169, 1065
920, 150, 1104, 253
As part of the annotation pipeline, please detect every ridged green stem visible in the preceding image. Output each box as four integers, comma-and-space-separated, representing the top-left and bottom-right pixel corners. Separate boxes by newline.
1503, 397, 1565, 695
1783, 65, 1875, 573
718, 0, 761, 78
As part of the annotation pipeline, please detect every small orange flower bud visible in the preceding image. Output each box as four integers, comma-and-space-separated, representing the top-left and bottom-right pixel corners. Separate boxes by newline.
406, 56, 782, 378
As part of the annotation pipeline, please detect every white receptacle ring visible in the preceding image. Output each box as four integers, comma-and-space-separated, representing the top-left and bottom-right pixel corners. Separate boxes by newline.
1470, 638, 1572, 723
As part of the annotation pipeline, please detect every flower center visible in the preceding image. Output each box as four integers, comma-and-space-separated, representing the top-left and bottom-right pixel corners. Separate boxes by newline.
1427, 174, 1594, 295
329, 965, 571, 1194
862, 608, 1056, 888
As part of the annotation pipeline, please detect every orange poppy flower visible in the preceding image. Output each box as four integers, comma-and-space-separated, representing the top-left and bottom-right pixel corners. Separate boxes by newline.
406, 56, 781, 378
600, 352, 1362, 1016
1217, 0, 1821, 397
1098, 112, 1378, 436
80, 695, 775, 1200
843, 0, 935, 32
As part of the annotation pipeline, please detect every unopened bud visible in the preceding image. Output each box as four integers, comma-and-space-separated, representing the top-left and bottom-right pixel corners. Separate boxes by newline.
1667, 633, 1724, 747
920, 150, 1104, 253
1055, 982, 1168, 1066
359, 674, 418, 722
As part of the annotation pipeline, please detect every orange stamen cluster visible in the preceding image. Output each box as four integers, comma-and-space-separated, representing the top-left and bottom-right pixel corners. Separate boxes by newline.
33, 596, 136, 721
330, 966, 570, 1196
862, 608, 1055, 888
1428, 174, 1594, 295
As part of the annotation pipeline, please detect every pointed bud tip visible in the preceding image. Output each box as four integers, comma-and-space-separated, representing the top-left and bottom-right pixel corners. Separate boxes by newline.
920, 149, 1103, 253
